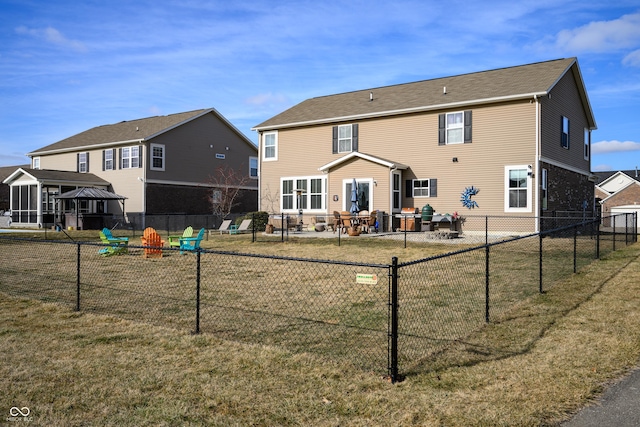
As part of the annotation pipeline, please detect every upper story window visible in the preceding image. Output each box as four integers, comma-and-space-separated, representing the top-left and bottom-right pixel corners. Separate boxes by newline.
249, 156, 258, 178
561, 116, 570, 149
32, 157, 40, 169
121, 146, 140, 169
150, 143, 165, 171
103, 149, 114, 171
439, 111, 472, 145
584, 128, 589, 160
332, 124, 359, 154
77, 152, 89, 173
263, 132, 277, 161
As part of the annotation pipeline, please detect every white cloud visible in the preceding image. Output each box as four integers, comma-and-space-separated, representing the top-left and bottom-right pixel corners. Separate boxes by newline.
591, 140, 640, 154
623, 49, 640, 67
15, 26, 87, 52
592, 163, 613, 172
245, 93, 289, 107
555, 11, 640, 53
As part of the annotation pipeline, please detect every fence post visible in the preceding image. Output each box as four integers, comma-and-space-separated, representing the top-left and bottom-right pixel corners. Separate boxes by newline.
539, 232, 544, 293
485, 245, 490, 322
613, 217, 616, 252
596, 216, 601, 259
252, 212, 256, 243
625, 213, 629, 246
76, 243, 81, 312
483, 216, 487, 245
194, 249, 201, 334
573, 224, 577, 274
389, 257, 399, 383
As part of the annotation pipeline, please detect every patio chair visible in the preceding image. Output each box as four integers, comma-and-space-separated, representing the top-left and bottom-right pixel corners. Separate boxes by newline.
141, 227, 165, 258
98, 230, 128, 256
233, 219, 252, 234
168, 226, 193, 248
102, 227, 129, 243
332, 211, 345, 234
179, 228, 205, 254
217, 219, 232, 234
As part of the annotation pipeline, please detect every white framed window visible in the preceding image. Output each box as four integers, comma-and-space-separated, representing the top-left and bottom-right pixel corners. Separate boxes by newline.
121, 146, 140, 169
249, 156, 258, 178
78, 152, 88, 173
263, 132, 277, 161
561, 116, 570, 149
412, 179, 431, 197
338, 124, 352, 152
541, 168, 548, 211
104, 149, 114, 171
446, 112, 464, 144
505, 165, 532, 212
281, 176, 326, 212
32, 157, 40, 169
150, 143, 165, 171
584, 128, 589, 160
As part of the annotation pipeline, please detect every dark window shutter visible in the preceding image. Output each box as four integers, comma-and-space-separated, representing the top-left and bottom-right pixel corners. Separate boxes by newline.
102, 150, 105, 171
405, 180, 413, 198
352, 124, 358, 152
118, 148, 122, 169
86, 152, 89, 172
332, 126, 338, 154
438, 114, 445, 145
464, 110, 472, 143
138, 147, 143, 168
76, 153, 80, 172
429, 179, 437, 197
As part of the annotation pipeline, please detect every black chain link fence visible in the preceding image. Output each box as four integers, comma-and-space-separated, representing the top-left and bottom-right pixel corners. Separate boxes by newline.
0, 213, 636, 381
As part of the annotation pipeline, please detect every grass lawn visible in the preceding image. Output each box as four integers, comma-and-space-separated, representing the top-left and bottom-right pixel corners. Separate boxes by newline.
1, 233, 639, 425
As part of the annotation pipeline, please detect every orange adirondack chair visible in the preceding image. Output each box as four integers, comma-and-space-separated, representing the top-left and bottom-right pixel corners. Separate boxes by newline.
141, 227, 165, 258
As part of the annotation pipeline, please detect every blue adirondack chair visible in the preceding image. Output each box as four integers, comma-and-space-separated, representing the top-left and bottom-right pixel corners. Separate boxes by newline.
98, 230, 128, 256
102, 228, 129, 243
179, 228, 205, 254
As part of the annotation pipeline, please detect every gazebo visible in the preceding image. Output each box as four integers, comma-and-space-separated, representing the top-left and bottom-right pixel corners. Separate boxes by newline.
55, 187, 127, 230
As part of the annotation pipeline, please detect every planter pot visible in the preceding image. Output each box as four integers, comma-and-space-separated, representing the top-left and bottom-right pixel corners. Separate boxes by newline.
347, 227, 360, 236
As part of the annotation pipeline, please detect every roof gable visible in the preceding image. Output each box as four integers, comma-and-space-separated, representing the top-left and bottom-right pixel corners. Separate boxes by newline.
318, 152, 408, 172
254, 58, 596, 131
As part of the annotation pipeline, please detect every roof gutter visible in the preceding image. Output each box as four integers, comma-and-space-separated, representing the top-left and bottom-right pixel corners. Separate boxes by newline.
253, 92, 549, 131
27, 139, 145, 157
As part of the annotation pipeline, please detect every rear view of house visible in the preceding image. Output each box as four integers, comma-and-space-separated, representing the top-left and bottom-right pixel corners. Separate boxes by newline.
253, 57, 597, 232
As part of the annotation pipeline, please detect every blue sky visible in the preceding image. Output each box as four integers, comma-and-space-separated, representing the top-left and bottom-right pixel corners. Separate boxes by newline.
1, 0, 640, 172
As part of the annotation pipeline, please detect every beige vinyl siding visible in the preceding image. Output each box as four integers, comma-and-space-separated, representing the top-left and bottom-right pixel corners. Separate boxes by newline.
540, 71, 591, 172
260, 100, 538, 217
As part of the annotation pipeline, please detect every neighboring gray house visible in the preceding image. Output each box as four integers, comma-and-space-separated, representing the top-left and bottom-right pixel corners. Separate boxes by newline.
3, 108, 258, 229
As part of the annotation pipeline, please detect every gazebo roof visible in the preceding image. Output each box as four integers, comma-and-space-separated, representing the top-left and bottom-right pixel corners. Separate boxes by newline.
55, 187, 127, 200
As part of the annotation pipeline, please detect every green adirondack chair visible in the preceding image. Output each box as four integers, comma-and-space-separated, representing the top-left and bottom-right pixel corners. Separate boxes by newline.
168, 226, 193, 248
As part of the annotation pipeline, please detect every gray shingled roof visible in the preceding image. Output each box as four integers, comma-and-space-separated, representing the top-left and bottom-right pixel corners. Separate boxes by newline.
254, 58, 594, 130
12, 168, 109, 185
29, 109, 212, 155
56, 187, 126, 200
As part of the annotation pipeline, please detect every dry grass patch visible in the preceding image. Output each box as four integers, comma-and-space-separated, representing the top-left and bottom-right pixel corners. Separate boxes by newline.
1, 242, 639, 425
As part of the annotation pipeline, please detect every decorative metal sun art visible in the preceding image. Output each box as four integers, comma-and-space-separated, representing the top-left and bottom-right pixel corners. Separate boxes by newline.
460, 186, 479, 209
